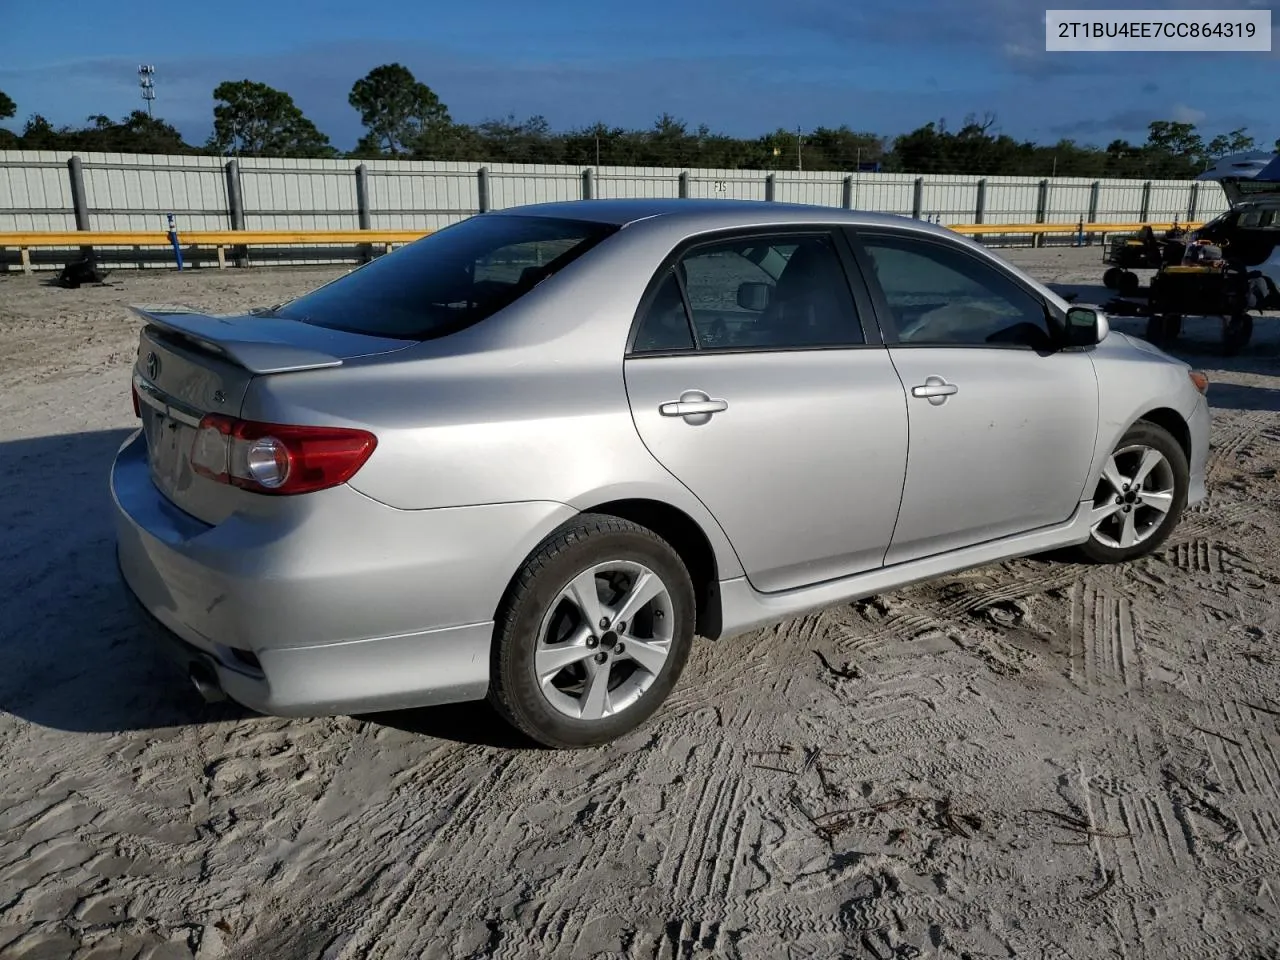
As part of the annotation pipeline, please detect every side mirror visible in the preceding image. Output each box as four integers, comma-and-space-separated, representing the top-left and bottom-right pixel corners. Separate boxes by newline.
1064, 305, 1108, 347
737, 281, 772, 312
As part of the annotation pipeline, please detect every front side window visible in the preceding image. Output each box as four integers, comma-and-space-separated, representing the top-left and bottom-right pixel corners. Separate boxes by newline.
632, 233, 863, 353
274, 214, 617, 340
860, 234, 1054, 349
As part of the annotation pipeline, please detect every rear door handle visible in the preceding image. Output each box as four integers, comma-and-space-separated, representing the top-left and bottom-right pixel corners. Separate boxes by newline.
659, 390, 728, 423
910, 376, 958, 406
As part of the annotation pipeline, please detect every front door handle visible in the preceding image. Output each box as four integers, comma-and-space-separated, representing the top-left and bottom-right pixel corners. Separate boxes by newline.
910, 376, 958, 406
659, 390, 728, 424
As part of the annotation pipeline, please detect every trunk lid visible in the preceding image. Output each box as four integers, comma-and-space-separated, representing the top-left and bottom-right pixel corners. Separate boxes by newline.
1197, 152, 1280, 208
130, 306, 412, 524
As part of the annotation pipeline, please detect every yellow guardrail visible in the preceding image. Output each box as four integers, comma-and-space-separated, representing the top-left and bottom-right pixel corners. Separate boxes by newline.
0, 230, 429, 272
0, 221, 1203, 273
952, 220, 1200, 236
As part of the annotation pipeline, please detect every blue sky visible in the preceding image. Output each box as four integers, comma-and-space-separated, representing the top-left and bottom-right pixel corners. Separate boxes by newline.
1, 0, 1277, 150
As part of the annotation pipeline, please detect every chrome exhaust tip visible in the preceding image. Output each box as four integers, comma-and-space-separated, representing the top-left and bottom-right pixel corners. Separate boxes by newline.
189, 661, 227, 703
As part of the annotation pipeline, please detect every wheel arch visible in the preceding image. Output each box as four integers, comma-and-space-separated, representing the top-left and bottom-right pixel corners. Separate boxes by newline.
578, 499, 724, 640
1135, 406, 1192, 464
493, 497, 726, 641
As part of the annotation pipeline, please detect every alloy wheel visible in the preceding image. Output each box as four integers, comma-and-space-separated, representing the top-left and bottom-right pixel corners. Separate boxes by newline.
1089, 444, 1177, 549
534, 561, 675, 721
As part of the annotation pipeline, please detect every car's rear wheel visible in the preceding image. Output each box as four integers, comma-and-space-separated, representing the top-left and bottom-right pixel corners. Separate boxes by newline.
488, 516, 696, 749
1076, 421, 1188, 564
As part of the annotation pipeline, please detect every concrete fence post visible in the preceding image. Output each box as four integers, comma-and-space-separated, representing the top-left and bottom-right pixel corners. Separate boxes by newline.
1034, 178, 1049, 247
1140, 181, 1152, 222
842, 175, 854, 209
1187, 181, 1199, 222
974, 178, 987, 224
67, 156, 93, 260
678, 171, 689, 199
911, 177, 923, 219
765, 174, 776, 202
355, 164, 372, 228
581, 168, 594, 200
224, 159, 247, 267
355, 164, 373, 262
477, 167, 490, 213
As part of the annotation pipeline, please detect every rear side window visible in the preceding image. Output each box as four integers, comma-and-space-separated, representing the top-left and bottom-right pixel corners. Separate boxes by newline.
632, 233, 864, 354
274, 215, 617, 339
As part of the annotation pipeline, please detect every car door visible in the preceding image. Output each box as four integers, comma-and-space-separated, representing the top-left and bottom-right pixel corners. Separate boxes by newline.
624, 229, 909, 594
848, 228, 1100, 567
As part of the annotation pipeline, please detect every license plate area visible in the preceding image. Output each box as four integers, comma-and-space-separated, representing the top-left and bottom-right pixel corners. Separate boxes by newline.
142, 406, 190, 498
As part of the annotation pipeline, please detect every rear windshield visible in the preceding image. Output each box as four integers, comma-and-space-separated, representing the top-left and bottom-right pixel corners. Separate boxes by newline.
273, 214, 618, 339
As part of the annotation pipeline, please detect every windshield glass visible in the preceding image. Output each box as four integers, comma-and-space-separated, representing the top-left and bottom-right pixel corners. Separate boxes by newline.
274, 214, 618, 339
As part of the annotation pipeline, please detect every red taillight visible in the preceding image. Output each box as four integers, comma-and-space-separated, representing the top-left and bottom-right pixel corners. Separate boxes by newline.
190, 414, 377, 496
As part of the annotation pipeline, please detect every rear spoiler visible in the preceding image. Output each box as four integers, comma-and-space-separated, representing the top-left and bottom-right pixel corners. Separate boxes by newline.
129, 306, 343, 375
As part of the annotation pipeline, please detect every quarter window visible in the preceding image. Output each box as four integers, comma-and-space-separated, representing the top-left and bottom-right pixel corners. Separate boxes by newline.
632, 233, 864, 353
860, 235, 1054, 349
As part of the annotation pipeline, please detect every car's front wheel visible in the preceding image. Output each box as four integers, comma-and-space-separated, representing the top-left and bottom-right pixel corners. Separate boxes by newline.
488, 516, 696, 748
1076, 421, 1188, 564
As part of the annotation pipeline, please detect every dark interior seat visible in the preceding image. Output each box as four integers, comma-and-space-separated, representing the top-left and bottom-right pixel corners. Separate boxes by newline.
755, 241, 851, 345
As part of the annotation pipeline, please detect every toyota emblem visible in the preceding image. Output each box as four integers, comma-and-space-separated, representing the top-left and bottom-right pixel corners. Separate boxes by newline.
145, 351, 160, 380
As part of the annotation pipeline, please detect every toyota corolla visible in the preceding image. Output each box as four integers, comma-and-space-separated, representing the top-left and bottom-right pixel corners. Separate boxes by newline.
111, 199, 1210, 748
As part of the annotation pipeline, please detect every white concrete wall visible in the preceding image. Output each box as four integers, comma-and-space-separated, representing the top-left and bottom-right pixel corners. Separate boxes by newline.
0, 150, 1229, 268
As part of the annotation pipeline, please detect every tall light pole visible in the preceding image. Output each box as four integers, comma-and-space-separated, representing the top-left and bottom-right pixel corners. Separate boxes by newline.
138, 65, 156, 117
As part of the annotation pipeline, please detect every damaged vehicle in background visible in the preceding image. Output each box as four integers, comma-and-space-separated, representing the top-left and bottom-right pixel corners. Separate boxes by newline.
1141, 152, 1280, 351
112, 198, 1210, 748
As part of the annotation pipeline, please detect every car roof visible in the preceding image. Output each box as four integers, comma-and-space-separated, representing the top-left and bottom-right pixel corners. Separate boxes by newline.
494, 197, 949, 234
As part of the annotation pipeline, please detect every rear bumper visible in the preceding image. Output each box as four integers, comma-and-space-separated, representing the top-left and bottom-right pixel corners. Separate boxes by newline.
110, 430, 577, 716
120, 575, 497, 716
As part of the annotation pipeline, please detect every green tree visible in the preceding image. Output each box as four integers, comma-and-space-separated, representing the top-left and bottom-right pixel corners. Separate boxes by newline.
1142, 120, 1205, 176
0, 90, 15, 122
1205, 127, 1255, 158
348, 63, 450, 156
17, 114, 62, 149
208, 80, 334, 157
803, 126, 887, 171
471, 113, 561, 163
80, 111, 194, 153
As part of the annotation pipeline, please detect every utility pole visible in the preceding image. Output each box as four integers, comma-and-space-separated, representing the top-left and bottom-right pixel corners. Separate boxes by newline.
797, 126, 803, 171
138, 65, 156, 117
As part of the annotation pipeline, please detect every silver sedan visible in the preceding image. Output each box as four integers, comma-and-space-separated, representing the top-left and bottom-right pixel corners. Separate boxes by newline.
111, 199, 1210, 748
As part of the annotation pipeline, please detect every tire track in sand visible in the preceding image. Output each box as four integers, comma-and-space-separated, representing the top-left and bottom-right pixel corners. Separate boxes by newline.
1068, 583, 1142, 692
1207, 411, 1272, 483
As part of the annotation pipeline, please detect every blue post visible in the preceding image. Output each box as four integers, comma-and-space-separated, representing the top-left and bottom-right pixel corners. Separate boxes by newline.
167, 213, 184, 271
1076, 215, 1084, 247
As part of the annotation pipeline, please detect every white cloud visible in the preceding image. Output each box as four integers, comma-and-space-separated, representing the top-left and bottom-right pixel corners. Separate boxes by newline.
1171, 103, 1207, 124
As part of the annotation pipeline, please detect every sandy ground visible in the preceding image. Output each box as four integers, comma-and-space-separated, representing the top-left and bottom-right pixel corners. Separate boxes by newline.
1, 248, 1279, 960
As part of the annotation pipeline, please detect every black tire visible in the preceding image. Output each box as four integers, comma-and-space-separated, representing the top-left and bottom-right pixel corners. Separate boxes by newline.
1075, 421, 1189, 565
488, 515, 696, 749
1103, 267, 1122, 290
1223, 312, 1253, 356
1145, 314, 1181, 345
1118, 270, 1140, 297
